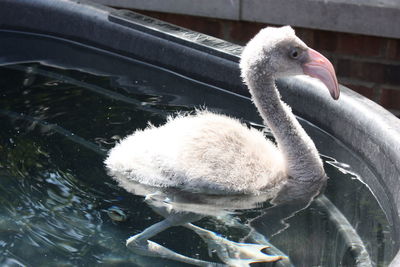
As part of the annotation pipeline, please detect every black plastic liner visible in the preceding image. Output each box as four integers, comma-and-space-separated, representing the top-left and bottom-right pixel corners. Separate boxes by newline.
1, 0, 400, 265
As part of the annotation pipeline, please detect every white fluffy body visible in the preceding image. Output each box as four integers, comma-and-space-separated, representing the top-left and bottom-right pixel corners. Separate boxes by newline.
105, 26, 330, 198
105, 111, 287, 194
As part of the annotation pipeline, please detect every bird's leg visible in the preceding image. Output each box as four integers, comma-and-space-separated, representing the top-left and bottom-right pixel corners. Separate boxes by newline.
126, 219, 170, 247
126, 218, 222, 266
185, 223, 284, 266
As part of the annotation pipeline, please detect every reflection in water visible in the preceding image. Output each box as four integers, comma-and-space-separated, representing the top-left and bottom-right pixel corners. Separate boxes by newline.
108, 179, 321, 266
106, 168, 373, 266
0, 32, 396, 266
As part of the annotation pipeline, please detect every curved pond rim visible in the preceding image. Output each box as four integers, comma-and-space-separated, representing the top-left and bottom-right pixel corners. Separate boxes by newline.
1, 0, 400, 265
0, 29, 251, 108
0, 0, 246, 95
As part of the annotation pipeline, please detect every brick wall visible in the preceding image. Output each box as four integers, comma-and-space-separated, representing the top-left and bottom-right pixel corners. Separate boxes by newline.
137, 10, 400, 117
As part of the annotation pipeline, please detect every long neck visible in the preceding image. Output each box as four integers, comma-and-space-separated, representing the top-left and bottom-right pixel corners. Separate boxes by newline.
248, 75, 325, 181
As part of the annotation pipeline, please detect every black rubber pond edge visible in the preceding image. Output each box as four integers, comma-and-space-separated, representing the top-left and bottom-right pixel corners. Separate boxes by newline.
1, 0, 400, 265
107, 10, 243, 61
0, 0, 246, 95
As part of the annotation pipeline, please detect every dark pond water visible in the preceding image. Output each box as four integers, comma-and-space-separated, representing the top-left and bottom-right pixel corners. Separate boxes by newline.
0, 30, 396, 266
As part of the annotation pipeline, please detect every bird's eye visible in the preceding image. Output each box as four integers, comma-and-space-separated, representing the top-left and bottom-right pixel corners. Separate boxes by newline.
290, 48, 300, 59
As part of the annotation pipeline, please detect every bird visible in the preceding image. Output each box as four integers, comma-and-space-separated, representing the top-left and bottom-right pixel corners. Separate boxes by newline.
105, 25, 339, 201
104, 25, 340, 266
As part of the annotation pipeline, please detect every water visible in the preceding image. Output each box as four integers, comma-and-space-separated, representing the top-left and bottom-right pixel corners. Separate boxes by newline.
0, 30, 397, 266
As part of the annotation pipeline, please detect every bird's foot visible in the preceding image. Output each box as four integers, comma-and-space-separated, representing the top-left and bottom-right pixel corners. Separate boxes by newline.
190, 225, 284, 266
126, 235, 221, 266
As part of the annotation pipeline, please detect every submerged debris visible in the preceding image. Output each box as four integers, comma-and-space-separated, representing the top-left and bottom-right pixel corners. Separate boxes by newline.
107, 206, 127, 222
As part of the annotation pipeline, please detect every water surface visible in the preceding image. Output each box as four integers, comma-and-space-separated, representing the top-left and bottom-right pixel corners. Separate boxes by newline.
0, 30, 396, 266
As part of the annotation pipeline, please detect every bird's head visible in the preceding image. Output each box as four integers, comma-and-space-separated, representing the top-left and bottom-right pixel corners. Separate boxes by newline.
240, 26, 340, 100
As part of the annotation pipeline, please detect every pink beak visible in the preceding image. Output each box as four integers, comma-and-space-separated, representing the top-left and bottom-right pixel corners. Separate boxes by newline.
302, 48, 340, 100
